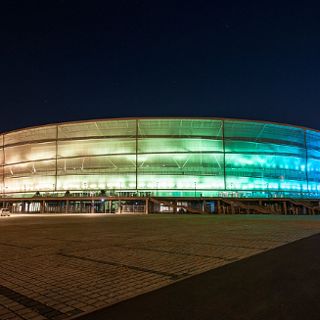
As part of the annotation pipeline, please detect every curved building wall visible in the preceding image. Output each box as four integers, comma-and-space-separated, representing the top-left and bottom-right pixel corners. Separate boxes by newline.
1, 118, 320, 198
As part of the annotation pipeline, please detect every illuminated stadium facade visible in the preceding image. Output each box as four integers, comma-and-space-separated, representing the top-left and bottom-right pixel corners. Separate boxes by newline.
1, 117, 320, 214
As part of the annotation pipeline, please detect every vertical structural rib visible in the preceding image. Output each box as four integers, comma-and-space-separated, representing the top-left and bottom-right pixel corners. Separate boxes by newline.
304, 129, 309, 194
55, 125, 58, 192
135, 119, 138, 191
2, 135, 4, 197
222, 119, 227, 191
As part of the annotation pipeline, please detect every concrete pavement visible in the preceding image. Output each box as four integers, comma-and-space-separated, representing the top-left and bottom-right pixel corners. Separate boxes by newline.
1, 214, 320, 319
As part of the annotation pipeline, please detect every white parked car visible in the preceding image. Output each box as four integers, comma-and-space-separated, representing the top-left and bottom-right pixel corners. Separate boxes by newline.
0, 208, 10, 216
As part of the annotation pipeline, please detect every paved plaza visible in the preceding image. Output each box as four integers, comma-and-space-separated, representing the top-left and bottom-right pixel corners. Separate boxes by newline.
1, 214, 320, 320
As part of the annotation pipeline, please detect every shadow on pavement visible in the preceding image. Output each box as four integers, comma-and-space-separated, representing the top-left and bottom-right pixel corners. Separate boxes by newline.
76, 233, 320, 320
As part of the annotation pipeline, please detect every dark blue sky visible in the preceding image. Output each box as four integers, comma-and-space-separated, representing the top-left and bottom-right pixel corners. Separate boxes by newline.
1, 0, 320, 132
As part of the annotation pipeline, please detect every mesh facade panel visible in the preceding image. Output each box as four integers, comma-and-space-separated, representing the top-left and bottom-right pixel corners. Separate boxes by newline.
0, 118, 319, 198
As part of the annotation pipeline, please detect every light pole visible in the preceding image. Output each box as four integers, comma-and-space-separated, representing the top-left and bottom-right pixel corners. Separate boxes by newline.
194, 181, 197, 198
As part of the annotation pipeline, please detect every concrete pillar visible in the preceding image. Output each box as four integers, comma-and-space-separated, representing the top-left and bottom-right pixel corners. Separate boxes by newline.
217, 200, 221, 214
40, 200, 45, 213
118, 200, 121, 214
202, 200, 206, 213
283, 201, 287, 215
66, 200, 69, 213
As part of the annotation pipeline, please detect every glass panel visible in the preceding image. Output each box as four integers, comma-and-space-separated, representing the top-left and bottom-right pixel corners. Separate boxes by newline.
138, 153, 223, 175
306, 130, 320, 186
137, 174, 224, 190
4, 176, 56, 193
57, 155, 136, 175
5, 142, 56, 164
138, 119, 223, 137
308, 182, 320, 192
225, 153, 307, 191
138, 152, 224, 190
0, 138, 3, 192
138, 138, 223, 153
56, 174, 136, 190
4, 125, 56, 146
4, 160, 56, 178
307, 158, 320, 182
58, 119, 136, 139
225, 140, 305, 156
224, 120, 305, 146
0, 148, 3, 165
225, 176, 307, 193
58, 138, 136, 158
306, 130, 320, 151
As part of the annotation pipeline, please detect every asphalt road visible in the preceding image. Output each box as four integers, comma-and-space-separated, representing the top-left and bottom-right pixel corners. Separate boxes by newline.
77, 233, 320, 320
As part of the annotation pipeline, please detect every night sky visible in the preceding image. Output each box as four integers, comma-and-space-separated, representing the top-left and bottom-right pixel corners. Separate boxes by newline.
1, 0, 320, 132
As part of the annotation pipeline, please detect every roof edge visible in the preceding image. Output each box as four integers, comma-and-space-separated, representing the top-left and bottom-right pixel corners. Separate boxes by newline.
1, 116, 319, 136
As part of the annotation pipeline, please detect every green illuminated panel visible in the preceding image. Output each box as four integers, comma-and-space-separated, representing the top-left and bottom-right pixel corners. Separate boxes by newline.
138, 119, 222, 137
226, 176, 307, 192
58, 119, 136, 139
224, 120, 305, 146
138, 138, 222, 153
5, 176, 56, 193
4, 126, 56, 146
4, 160, 56, 178
137, 174, 224, 190
58, 138, 136, 158
57, 155, 136, 175
5, 142, 56, 164
138, 153, 223, 175
225, 140, 305, 156
56, 174, 136, 190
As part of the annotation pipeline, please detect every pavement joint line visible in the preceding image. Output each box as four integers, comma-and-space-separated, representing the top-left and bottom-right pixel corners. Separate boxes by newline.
45, 238, 86, 244
0, 284, 82, 319
186, 240, 283, 250
0, 242, 33, 250
112, 244, 237, 262
58, 253, 188, 280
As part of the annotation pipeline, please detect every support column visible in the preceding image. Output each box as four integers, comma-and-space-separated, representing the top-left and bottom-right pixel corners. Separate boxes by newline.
217, 200, 221, 214
40, 200, 45, 213
283, 201, 287, 215
145, 198, 149, 214
118, 199, 121, 213
91, 200, 95, 213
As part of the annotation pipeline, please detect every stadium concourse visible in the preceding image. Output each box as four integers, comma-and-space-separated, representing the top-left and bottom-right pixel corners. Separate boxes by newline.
1, 117, 320, 214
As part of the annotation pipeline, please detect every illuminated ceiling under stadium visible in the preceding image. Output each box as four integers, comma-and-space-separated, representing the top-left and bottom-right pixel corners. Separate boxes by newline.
1, 117, 320, 199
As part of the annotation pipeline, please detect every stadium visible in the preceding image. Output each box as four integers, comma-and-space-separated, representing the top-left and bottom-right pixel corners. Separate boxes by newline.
1, 117, 320, 214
